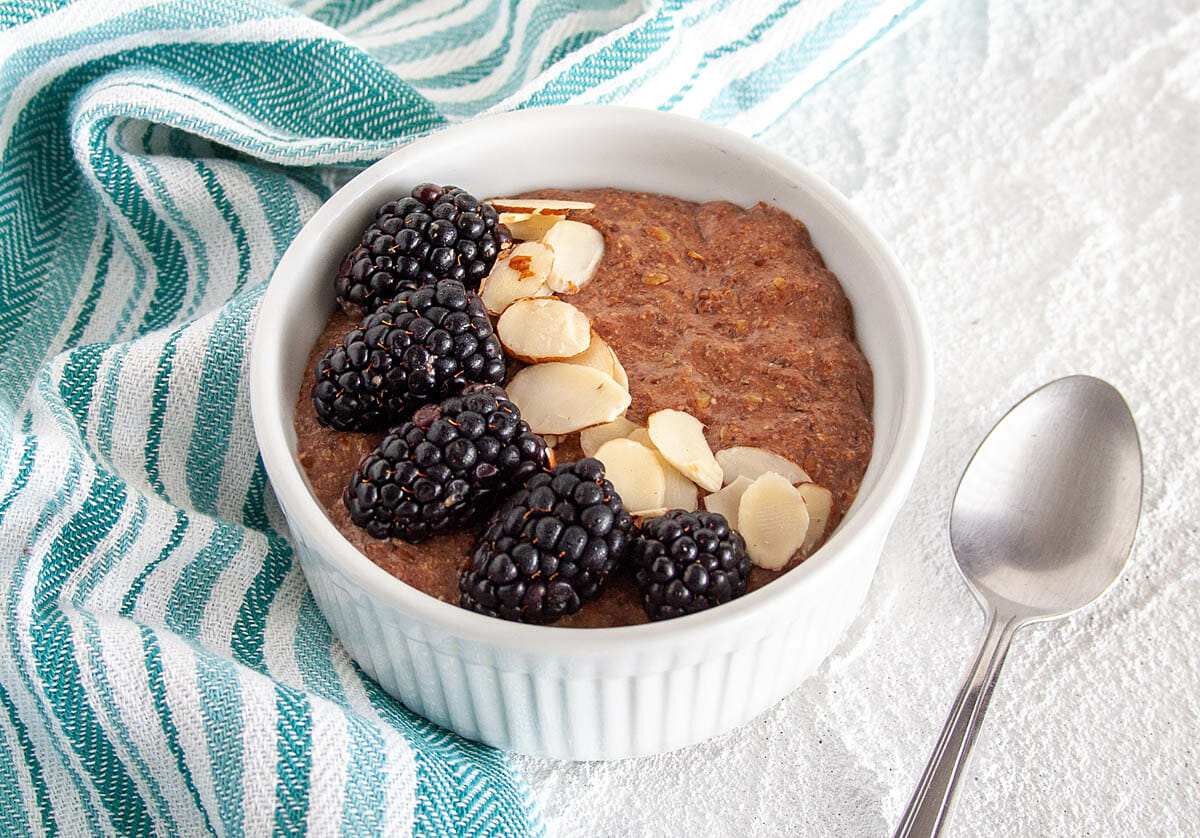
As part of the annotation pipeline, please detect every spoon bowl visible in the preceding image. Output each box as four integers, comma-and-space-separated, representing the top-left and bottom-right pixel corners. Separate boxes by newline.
950, 374, 1143, 620
895, 375, 1143, 837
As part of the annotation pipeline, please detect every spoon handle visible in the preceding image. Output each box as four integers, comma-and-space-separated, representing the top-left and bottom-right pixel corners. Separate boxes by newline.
892, 610, 1022, 838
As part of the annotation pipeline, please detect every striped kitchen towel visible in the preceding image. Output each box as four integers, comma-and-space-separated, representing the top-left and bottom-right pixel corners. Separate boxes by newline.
0, 0, 921, 834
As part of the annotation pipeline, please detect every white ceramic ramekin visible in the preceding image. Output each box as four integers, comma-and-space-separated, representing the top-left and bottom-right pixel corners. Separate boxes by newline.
250, 106, 933, 760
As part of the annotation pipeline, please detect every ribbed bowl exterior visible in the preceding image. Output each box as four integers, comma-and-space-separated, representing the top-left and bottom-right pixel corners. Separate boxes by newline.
251, 106, 933, 763
291, 502, 886, 759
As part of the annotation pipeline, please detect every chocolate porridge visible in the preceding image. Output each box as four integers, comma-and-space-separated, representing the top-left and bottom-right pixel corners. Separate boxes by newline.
294, 188, 873, 627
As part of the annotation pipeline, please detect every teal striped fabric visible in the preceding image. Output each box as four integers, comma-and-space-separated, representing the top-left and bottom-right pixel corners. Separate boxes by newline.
0, 0, 919, 833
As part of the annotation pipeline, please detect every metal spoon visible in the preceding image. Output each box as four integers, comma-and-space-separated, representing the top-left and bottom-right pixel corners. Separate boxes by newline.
893, 375, 1143, 837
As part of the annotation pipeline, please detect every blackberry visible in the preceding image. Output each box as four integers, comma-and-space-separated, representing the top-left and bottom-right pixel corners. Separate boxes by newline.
335, 183, 511, 312
312, 280, 504, 432
629, 510, 752, 621
343, 384, 550, 542
459, 458, 634, 624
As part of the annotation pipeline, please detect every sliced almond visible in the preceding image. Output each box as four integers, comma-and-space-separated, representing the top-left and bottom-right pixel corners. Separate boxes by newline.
543, 220, 604, 294
702, 475, 754, 528
501, 212, 562, 241
627, 427, 653, 448
497, 297, 591, 362
737, 472, 809, 571
610, 350, 629, 391
479, 243, 553, 314
658, 455, 699, 512
632, 507, 670, 520
646, 409, 723, 492
594, 438, 666, 515
715, 446, 811, 486
505, 240, 554, 277
561, 333, 629, 392
541, 434, 561, 447
489, 198, 595, 215
626, 425, 697, 510
797, 483, 834, 556
580, 416, 638, 457
506, 363, 630, 435
563, 331, 618, 378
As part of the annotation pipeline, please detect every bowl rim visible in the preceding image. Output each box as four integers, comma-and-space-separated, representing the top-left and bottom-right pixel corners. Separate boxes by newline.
250, 104, 934, 657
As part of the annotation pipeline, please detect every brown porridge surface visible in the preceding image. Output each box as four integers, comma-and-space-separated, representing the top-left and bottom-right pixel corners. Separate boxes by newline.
293, 188, 873, 628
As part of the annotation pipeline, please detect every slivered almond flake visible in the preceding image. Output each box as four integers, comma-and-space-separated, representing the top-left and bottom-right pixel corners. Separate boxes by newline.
610, 351, 629, 391
798, 483, 833, 556
658, 453, 699, 512
488, 198, 595, 214
702, 476, 753, 528
506, 363, 630, 434
508, 240, 553, 277
594, 438, 666, 515
543, 220, 604, 294
737, 472, 809, 570
643, 272, 670, 286
626, 427, 653, 448
715, 446, 810, 486
610, 428, 694, 510
646, 409, 723, 492
632, 508, 670, 520
562, 331, 616, 377
580, 416, 638, 457
479, 243, 553, 314
497, 298, 591, 362
500, 212, 561, 241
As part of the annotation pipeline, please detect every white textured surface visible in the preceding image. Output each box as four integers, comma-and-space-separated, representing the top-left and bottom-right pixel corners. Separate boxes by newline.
517, 0, 1200, 834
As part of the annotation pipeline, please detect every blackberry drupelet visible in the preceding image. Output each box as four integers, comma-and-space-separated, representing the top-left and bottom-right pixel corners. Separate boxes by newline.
343, 384, 550, 543
311, 280, 504, 432
459, 458, 634, 624
630, 510, 752, 621
335, 183, 511, 312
